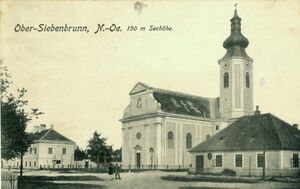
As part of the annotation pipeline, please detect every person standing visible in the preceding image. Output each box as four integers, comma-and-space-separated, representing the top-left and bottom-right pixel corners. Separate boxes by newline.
108, 163, 114, 180
114, 163, 121, 180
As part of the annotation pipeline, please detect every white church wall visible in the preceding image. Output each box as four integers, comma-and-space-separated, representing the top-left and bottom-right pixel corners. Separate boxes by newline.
121, 116, 163, 168
163, 117, 213, 168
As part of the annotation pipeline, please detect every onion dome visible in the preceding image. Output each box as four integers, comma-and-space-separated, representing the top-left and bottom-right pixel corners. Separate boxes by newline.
222, 8, 251, 59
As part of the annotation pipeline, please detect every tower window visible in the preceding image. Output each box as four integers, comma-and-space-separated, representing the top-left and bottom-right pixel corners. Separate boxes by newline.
224, 72, 229, 88
246, 72, 250, 88
167, 131, 174, 148
186, 133, 192, 149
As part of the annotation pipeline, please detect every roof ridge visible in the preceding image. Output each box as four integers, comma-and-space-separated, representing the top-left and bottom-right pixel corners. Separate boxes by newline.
266, 114, 281, 149
268, 113, 294, 149
51, 129, 75, 143
153, 87, 215, 100
39, 129, 52, 140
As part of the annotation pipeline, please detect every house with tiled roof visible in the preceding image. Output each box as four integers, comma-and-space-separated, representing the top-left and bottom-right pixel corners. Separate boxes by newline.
3, 125, 76, 169
120, 9, 256, 169
189, 111, 300, 176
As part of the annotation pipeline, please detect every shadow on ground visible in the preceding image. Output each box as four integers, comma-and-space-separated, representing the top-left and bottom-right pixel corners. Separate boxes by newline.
180, 188, 294, 189
179, 187, 234, 189
19, 181, 105, 189
19, 176, 106, 189
19, 175, 105, 181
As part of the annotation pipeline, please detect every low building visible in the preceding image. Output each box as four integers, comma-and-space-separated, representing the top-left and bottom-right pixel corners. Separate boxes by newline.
189, 111, 300, 177
74, 159, 97, 168
2, 125, 77, 169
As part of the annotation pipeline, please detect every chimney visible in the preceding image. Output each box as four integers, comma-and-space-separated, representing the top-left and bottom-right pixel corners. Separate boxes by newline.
50, 124, 54, 129
254, 105, 261, 115
39, 124, 47, 132
33, 126, 39, 133
293, 124, 298, 129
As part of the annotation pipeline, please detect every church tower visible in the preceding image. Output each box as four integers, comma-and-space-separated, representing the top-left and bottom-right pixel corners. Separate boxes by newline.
219, 8, 253, 119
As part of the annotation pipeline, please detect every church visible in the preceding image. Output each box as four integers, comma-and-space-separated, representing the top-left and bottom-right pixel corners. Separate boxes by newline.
121, 8, 267, 170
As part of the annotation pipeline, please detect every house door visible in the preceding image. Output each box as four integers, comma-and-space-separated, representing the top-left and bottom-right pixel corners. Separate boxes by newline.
136, 152, 141, 169
196, 155, 204, 172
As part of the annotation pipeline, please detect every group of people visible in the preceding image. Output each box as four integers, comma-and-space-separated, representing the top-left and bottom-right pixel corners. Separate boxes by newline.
108, 163, 121, 180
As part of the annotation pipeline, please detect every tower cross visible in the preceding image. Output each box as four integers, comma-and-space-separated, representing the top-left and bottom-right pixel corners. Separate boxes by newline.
234, 3, 238, 10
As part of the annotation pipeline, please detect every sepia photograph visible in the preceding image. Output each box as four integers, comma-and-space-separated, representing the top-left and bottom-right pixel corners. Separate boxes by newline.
1, 0, 300, 188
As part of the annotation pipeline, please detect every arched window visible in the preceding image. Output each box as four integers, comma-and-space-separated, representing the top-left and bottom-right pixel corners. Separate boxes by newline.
167, 131, 174, 148
186, 133, 192, 149
224, 72, 229, 88
206, 135, 211, 140
246, 72, 250, 88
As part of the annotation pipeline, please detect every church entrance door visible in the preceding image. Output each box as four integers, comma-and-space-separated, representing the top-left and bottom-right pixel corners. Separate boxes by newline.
196, 155, 204, 173
136, 152, 141, 169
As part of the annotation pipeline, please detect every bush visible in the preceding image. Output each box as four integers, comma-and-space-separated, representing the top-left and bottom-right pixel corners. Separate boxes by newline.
221, 169, 236, 176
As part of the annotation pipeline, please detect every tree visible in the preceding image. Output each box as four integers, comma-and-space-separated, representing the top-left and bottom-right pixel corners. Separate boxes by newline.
1, 62, 43, 176
74, 147, 87, 161
112, 147, 122, 162
86, 131, 113, 167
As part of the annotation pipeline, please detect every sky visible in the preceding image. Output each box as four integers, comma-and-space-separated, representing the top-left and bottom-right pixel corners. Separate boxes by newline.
1, 0, 300, 149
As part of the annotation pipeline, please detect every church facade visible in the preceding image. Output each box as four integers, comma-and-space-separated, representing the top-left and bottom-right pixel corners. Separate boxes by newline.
121, 9, 254, 169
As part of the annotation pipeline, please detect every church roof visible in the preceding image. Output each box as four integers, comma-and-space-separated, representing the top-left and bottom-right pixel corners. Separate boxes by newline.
31, 129, 75, 144
153, 89, 211, 118
189, 113, 300, 152
128, 82, 220, 119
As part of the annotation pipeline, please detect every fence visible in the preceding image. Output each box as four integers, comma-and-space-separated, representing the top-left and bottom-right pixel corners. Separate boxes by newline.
189, 167, 300, 177
1, 171, 18, 189
120, 164, 190, 172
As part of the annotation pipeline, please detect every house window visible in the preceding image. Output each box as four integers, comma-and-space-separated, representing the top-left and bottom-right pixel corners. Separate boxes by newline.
29, 161, 31, 167
216, 155, 222, 167
257, 153, 265, 168
235, 154, 243, 167
216, 125, 219, 130
25, 161, 27, 167
246, 72, 250, 88
62, 148, 66, 155
30, 148, 32, 154
34, 148, 37, 154
186, 133, 192, 149
292, 154, 299, 167
48, 148, 53, 154
34, 161, 36, 167
167, 131, 174, 148
223, 72, 229, 88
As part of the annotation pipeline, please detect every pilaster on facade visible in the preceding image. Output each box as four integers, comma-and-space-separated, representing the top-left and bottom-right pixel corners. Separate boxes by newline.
156, 123, 162, 165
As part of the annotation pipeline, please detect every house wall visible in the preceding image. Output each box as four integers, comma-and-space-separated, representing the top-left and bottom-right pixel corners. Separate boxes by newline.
190, 150, 300, 177
37, 142, 76, 169
2, 142, 76, 169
